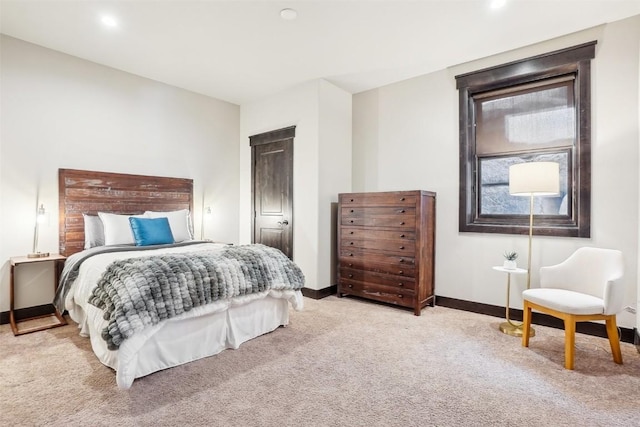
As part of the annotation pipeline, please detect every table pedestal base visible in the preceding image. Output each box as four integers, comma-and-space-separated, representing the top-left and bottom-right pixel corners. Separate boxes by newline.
499, 321, 535, 337
492, 266, 533, 339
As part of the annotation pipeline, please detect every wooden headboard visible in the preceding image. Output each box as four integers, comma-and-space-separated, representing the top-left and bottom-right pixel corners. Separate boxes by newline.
58, 169, 193, 257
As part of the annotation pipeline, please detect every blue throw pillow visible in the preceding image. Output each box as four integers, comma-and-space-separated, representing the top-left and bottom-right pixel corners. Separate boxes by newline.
129, 217, 174, 246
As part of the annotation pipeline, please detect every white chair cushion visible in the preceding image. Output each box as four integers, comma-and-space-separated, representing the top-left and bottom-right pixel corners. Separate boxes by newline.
523, 288, 605, 315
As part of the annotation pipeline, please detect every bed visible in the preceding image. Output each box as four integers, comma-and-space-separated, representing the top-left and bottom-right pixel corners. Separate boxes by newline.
54, 169, 304, 389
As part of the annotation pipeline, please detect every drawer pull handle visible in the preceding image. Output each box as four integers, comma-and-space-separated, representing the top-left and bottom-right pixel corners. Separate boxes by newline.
400, 234, 405, 238
348, 284, 353, 288
399, 246, 405, 250
400, 197, 405, 201
398, 271, 404, 275
350, 220, 354, 223
349, 253, 353, 257
400, 221, 405, 225
350, 199, 354, 202
350, 209, 354, 213
348, 274, 353, 278
398, 294, 403, 298
348, 263, 353, 267
350, 231, 354, 234
399, 283, 404, 287
350, 242, 354, 245
399, 209, 405, 213
399, 258, 404, 263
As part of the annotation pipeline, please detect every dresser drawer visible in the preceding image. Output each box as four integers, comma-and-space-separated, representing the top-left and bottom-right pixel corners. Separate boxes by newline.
340, 248, 415, 267
341, 237, 415, 255
340, 193, 417, 207
340, 259, 416, 277
341, 206, 414, 218
339, 279, 416, 308
341, 208, 416, 229
341, 227, 416, 241
340, 268, 416, 291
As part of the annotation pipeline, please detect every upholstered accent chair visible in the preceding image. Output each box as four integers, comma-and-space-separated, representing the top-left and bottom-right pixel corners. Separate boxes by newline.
521, 247, 625, 370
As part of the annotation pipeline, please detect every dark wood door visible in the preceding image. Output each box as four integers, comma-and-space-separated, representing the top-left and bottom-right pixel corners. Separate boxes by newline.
250, 126, 295, 259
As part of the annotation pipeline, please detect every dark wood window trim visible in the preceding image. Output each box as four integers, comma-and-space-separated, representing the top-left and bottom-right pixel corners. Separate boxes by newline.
249, 126, 296, 147
456, 41, 595, 238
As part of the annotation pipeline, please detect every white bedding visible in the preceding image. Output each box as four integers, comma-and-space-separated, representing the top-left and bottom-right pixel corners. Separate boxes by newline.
64, 243, 304, 389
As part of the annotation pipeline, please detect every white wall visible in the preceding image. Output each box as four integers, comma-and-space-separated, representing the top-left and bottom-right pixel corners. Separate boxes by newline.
0, 35, 240, 311
637, 29, 640, 334
318, 80, 352, 288
352, 16, 640, 328
592, 16, 640, 330
240, 79, 352, 290
352, 89, 379, 191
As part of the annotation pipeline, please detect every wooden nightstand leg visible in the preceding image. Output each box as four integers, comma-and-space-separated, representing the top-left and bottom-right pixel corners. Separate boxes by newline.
9, 263, 18, 335
52, 259, 67, 327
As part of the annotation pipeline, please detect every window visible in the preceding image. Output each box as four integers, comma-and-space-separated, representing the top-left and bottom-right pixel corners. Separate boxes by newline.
456, 42, 595, 237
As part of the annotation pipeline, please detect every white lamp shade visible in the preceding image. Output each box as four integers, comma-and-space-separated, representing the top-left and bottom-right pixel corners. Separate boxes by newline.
509, 162, 560, 196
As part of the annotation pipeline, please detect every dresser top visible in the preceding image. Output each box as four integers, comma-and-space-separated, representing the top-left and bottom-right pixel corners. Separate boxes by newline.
338, 190, 436, 197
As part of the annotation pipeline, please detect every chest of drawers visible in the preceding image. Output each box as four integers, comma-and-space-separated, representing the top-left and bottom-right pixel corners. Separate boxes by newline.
337, 190, 436, 315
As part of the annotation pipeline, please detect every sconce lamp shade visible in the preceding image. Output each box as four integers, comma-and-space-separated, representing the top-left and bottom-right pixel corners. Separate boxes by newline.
28, 203, 50, 258
200, 205, 212, 240
36, 204, 47, 223
509, 162, 560, 197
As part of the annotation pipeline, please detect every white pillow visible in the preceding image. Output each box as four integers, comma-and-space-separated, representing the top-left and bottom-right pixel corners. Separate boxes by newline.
83, 214, 105, 249
144, 209, 192, 242
98, 212, 144, 246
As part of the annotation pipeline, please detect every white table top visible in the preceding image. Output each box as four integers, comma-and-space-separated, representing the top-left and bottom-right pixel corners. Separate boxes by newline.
492, 266, 527, 274
11, 253, 66, 265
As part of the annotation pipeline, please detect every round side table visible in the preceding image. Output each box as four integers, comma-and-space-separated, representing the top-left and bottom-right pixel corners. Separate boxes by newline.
492, 266, 535, 337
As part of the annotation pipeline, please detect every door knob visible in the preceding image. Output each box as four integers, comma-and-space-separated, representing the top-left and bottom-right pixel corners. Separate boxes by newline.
278, 219, 289, 226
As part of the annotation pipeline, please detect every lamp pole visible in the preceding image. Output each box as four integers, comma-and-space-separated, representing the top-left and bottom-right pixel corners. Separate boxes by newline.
527, 194, 534, 289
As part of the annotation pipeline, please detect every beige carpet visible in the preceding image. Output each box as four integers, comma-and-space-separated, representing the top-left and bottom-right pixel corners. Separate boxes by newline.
1, 296, 639, 426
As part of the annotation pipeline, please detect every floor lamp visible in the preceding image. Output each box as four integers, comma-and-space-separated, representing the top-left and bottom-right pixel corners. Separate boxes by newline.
508, 161, 560, 289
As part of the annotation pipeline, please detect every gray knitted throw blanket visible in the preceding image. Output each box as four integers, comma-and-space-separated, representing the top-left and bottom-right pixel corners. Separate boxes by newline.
88, 244, 304, 350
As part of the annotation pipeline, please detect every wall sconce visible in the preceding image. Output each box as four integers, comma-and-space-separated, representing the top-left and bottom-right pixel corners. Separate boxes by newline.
28, 204, 50, 258
200, 205, 212, 240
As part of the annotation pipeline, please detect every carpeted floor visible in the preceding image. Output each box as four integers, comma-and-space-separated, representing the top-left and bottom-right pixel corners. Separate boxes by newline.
1, 296, 639, 426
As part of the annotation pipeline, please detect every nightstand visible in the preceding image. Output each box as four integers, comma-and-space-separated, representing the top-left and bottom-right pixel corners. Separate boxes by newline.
9, 254, 67, 336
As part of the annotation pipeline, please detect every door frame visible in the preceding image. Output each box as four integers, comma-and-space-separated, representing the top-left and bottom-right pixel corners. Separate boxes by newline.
249, 125, 296, 255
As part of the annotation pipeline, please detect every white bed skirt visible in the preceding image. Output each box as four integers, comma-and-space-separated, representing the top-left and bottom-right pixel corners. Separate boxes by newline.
78, 290, 303, 389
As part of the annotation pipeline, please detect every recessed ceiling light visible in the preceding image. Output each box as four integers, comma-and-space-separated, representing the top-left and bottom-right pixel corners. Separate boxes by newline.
490, 0, 507, 9
101, 15, 118, 28
280, 8, 298, 20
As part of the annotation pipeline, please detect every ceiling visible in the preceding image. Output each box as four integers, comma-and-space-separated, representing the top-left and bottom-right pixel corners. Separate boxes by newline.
2, 1, 639, 105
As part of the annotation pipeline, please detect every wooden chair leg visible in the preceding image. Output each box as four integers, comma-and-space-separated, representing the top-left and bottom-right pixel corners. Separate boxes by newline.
564, 316, 576, 370
605, 316, 623, 365
522, 301, 532, 347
